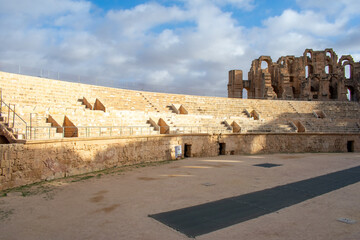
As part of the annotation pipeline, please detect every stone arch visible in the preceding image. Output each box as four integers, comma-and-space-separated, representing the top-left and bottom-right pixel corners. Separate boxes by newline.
304, 49, 313, 64
259, 56, 272, 70
242, 88, 249, 99
325, 48, 334, 59
339, 55, 354, 65
342, 62, 353, 79
261, 61, 268, 69
277, 57, 286, 66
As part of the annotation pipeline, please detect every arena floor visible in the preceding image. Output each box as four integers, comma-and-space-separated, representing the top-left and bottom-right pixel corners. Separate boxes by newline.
1, 153, 360, 240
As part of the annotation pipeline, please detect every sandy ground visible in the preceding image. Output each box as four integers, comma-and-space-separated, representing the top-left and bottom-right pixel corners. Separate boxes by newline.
0, 152, 359, 240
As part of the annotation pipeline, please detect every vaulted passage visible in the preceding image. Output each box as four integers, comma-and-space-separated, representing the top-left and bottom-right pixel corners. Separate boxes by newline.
149, 166, 360, 238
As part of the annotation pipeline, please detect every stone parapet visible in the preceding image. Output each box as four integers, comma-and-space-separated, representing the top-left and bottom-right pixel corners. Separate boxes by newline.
0, 133, 359, 190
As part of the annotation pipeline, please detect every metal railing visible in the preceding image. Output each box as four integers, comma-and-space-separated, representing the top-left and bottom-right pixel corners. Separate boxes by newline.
26, 125, 161, 140
0, 100, 28, 139
163, 126, 232, 134
24, 125, 236, 140
6, 122, 360, 141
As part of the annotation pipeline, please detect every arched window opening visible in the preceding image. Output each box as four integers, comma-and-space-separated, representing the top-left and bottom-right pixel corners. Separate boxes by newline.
311, 80, 319, 100
347, 88, 351, 101
261, 61, 268, 70
325, 65, 330, 74
326, 52, 331, 58
306, 52, 312, 59
344, 65, 351, 79
329, 84, 337, 100
305, 66, 309, 78
242, 88, 248, 99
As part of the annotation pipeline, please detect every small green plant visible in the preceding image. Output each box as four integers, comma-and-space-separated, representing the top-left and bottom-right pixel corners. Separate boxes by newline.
71, 175, 95, 182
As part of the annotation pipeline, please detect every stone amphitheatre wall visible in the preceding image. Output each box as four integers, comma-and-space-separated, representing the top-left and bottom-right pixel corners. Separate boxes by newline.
0, 70, 360, 190
228, 48, 360, 101
1, 133, 358, 190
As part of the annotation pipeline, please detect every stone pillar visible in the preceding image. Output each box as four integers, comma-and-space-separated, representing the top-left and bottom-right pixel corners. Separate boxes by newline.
228, 70, 243, 98
263, 72, 277, 99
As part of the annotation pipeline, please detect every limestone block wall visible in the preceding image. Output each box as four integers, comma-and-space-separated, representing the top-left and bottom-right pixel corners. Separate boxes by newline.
0, 133, 359, 191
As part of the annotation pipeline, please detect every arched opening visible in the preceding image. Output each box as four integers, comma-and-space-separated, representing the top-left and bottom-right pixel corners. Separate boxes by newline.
346, 88, 351, 101
306, 52, 312, 59
242, 88, 248, 99
311, 79, 319, 99
305, 65, 313, 78
344, 64, 351, 79
325, 65, 330, 74
326, 51, 331, 58
329, 83, 338, 100
305, 66, 309, 78
261, 61, 268, 70
347, 87, 353, 101
272, 84, 281, 98
292, 86, 300, 98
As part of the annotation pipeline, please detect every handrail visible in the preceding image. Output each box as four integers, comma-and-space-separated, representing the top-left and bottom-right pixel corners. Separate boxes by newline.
26, 125, 160, 140
18, 123, 360, 140
1, 100, 28, 139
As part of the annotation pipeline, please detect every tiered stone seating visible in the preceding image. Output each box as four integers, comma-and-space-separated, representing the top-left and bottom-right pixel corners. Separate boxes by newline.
0, 72, 157, 139
287, 101, 360, 132
250, 100, 298, 120
303, 119, 360, 133
87, 87, 154, 112
161, 114, 232, 134
1, 71, 359, 140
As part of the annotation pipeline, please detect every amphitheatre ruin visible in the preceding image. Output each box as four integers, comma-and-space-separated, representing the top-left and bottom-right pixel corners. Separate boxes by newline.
0, 48, 360, 239
0, 48, 359, 190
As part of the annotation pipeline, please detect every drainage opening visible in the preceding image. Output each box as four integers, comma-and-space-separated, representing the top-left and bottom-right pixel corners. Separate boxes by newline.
347, 141, 354, 152
184, 144, 192, 158
219, 143, 226, 155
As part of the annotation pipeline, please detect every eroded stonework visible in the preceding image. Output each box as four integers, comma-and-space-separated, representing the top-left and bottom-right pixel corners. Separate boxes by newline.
228, 49, 360, 101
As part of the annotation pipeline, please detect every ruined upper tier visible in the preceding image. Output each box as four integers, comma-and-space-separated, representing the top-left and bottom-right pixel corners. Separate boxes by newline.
228, 49, 360, 101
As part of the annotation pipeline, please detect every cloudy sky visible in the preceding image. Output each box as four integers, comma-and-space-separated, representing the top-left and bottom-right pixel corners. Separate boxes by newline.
0, 0, 359, 96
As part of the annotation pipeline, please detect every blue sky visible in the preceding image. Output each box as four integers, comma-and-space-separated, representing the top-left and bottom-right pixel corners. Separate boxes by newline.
0, 0, 359, 96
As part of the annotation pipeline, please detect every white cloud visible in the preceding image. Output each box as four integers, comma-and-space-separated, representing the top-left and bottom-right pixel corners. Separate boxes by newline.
149, 70, 174, 85
105, 3, 189, 38
263, 9, 346, 36
0, 0, 359, 97
187, 0, 255, 10
296, 0, 360, 18
155, 30, 180, 49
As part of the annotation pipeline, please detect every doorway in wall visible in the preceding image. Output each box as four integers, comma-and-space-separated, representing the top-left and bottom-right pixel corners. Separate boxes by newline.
184, 143, 191, 157
347, 141, 354, 152
184, 144, 192, 158
219, 143, 226, 155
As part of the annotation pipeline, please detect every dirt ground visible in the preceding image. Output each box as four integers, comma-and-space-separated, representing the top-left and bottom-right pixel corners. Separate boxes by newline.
0, 153, 359, 240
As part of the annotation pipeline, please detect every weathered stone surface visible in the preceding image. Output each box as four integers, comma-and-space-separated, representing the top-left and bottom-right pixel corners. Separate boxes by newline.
229, 49, 360, 101
0, 133, 358, 191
